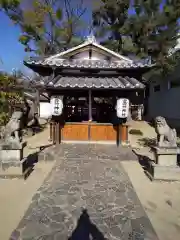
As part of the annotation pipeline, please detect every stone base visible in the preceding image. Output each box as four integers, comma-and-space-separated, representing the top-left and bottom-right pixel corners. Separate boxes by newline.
0, 157, 32, 179
0, 148, 23, 164
146, 162, 180, 181
152, 146, 178, 166
0, 141, 30, 179
0, 141, 27, 150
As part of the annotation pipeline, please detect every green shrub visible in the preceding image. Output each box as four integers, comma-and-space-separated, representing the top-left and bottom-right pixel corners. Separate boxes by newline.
129, 129, 143, 136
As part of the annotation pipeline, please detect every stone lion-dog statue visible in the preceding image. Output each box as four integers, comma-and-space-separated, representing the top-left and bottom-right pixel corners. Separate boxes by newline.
0, 98, 40, 145
155, 116, 177, 148
0, 111, 23, 145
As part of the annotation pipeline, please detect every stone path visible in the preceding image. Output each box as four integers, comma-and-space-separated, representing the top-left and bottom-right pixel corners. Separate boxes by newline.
10, 144, 158, 240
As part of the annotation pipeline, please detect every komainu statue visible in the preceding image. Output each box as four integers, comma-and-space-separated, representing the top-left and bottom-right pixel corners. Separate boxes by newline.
0, 97, 40, 147
155, 116, 177, 148
0, 111, 23, 148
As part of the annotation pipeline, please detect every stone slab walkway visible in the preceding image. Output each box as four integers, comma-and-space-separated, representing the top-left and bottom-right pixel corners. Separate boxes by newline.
10, 144, 158, 240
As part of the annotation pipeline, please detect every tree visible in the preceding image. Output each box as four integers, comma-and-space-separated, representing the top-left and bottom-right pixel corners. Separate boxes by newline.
125, 0, 180, 74
93, 0, 180, 74
0, 0, 87, 56
93, 0, 131, 53
0, 71, 23, 125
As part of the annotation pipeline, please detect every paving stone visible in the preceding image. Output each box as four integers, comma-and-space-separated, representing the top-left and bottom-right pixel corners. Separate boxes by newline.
10, 144, 158, 240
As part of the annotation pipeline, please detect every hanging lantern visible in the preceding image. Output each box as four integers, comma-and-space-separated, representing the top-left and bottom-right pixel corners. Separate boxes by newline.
116, 98, 130, 118
50, 96, 64, 116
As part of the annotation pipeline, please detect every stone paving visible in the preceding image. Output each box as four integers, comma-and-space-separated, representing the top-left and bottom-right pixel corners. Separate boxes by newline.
10, 144, 158, 240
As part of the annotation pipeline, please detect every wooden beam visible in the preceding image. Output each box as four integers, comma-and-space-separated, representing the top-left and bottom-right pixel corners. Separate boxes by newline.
40, 93, 50, 100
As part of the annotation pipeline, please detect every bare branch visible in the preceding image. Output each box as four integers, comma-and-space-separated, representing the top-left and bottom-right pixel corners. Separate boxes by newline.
76, 0, 87, 18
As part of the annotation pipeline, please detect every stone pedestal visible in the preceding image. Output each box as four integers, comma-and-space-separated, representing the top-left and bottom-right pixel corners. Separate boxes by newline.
147, 146, 180, 181
0, 141, 27, 178
154, 147, 178, 166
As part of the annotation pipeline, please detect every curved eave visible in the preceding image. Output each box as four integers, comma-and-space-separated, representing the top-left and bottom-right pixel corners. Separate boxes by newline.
34, 85, 145, 90
33, 75, 145, 90
24, 61, 153, 73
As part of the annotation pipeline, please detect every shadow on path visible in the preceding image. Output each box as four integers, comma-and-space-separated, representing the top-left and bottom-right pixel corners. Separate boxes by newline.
69, 209, 106, 240
22, 143, 54, 180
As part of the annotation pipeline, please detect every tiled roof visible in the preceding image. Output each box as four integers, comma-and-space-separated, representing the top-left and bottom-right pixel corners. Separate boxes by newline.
25, 58, 152, 70
40, 75, 145, 89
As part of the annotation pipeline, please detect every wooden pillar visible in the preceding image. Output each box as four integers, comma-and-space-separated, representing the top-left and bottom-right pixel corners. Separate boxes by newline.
35, 89, 40, 115
52, 121, 56, 144
50, 119, 61, 144
116, 125, 121, 146
88, 90, 92, 141
120, 124, 129, 143
88, 89, 92, 121
49, 121, 53, 141
126, 125, 129, 142
56, 122, 61, 144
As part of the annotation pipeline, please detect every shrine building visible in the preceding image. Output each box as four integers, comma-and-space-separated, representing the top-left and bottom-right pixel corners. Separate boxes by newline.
24, 35, 152, 145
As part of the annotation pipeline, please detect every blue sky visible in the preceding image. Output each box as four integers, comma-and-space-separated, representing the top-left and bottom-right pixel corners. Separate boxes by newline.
0, 12, 28, 73
0, 10, 91, 74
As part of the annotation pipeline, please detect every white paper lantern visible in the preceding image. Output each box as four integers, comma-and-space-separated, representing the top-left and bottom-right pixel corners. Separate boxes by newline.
116, 98, 130, 118
50, 96, 64, 116
39, 102, 52, 119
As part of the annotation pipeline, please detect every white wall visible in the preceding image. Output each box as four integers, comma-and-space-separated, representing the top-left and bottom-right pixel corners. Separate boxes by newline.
71, 51, 89, 60
149, 84, 180, 118
91, 51, 110, 60
71, 49, 110, 60
148, 66, 180, 128
66, 47, 118, 61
